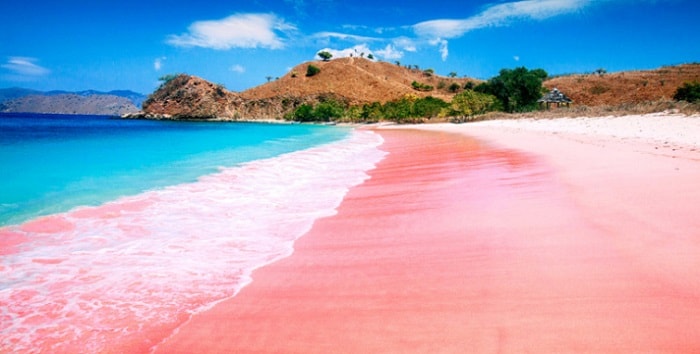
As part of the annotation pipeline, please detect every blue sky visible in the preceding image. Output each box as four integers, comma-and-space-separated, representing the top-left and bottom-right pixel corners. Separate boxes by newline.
1, 0, 699, 94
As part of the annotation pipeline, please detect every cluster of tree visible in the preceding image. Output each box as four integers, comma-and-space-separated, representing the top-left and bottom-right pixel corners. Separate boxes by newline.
284, 95, 450, 123
473, 67, 548, 112
283, 66, 549, 123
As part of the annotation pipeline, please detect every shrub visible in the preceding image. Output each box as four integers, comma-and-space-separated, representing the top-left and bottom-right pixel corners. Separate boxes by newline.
411, 81, 433, 92
673, 81, 700, 102
450, 90, 500, 121
589, 85, 609, 95
413, 96, 448, 118
306, 64, 321, 77
448, 82, 461, 93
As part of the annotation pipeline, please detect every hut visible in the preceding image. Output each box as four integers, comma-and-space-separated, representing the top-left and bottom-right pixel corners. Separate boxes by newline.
538, 88, 572, 109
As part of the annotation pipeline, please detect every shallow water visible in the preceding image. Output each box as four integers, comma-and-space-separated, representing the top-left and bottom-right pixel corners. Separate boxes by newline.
0, 113, 348, 226
0, 114, 386, 352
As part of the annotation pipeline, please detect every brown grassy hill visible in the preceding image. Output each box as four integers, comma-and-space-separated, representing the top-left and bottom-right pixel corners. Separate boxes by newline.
544, 63, 700, 106
141, 75, 244, 118
138, 61, 699, 120
241, 57, 478, 105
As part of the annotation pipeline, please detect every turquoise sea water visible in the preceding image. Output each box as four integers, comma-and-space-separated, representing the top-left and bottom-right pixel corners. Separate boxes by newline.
0, 113, 349, 226
0, 113, 385, 352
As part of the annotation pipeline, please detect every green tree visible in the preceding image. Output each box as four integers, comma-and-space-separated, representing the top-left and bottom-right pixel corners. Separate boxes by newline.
318, 51, 333, 61
475, 67, 547, 112
306, 64, 321, 77
423, 68, 435, 77
448, 82, 461, 93
291, 104, 315, 121
367, 53, 374, 60
313, 100, 345, 121
413, 96, 448, 118
673, 81, 700, 102
450, 90, 499, 121
361, 102, 383, 121
448, 72, 458, 78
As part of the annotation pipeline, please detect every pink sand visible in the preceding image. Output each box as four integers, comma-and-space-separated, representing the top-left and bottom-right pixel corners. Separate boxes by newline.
154, 127, 700, 352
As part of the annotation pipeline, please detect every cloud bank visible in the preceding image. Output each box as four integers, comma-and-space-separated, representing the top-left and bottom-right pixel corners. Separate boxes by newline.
412, 0, 592, 60
413, 0, 591, 38
2, 57, 50, 77
167, 13, 297, 50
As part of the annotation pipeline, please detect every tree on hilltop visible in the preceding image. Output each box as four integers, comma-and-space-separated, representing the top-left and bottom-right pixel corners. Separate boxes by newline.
318, 51, 333, 61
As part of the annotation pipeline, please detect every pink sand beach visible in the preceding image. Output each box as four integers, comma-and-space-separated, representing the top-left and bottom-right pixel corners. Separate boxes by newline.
154, 114, 700, 353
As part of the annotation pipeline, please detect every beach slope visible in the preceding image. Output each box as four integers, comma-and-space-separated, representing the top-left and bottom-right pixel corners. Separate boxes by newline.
156, 114, 700, 353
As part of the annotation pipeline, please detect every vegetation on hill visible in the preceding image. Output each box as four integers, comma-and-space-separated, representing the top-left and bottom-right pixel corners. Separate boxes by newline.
674, 81, 700, 103
138, 61, 700, 122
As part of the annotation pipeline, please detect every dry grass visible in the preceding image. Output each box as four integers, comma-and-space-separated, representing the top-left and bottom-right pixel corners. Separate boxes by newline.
543, 64, 700, 106
449, 100, 700, 123
241, 57, 479, 105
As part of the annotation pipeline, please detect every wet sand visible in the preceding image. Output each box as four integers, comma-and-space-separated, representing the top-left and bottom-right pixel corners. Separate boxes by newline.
156, 117, 700, 353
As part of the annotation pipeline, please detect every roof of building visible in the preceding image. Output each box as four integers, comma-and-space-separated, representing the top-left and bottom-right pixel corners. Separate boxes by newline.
538, 88, 573, 103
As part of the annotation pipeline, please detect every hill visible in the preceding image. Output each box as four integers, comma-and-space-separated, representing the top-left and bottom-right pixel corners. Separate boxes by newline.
137, 60, 700, 121
0, 94, 140, 116
543, 64, 700, 106
0, 87, 146, 116
241, 57, 477, 105
139, 58, 479, 120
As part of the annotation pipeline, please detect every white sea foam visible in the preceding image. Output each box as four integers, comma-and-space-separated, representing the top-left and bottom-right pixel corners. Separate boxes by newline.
0, 130, 386, 353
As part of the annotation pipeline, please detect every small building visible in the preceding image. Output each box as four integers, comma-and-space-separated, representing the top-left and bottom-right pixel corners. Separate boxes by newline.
538, 88, 572, 109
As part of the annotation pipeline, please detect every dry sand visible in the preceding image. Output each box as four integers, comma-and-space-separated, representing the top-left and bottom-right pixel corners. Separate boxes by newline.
155, 113, 700, 353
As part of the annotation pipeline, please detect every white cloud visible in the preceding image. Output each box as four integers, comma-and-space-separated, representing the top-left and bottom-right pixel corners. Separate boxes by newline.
413, 0, 591, 38
514, 55, 521, 61
316, 44, 375, 60
427, 39, 449, 61
167, 13, 296, 50
393, 37, 417, 52
375, 44, 404, 60
230, 64, 246, 73
2, 57, 50, 77
154, 57, 166, 71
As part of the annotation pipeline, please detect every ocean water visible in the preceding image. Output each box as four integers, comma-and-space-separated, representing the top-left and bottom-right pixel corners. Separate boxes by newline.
0, 113, 386, 352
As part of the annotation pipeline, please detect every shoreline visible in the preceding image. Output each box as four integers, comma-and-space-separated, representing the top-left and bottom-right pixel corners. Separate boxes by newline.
155, 114, 700, 352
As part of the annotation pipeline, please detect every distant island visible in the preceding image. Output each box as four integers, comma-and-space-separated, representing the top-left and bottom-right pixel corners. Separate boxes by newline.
0, 88, 146, 116
130, 57, 700, 123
